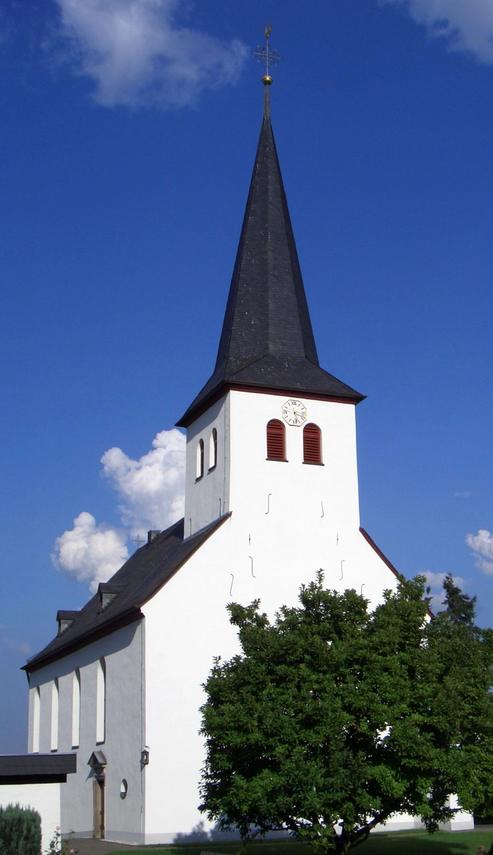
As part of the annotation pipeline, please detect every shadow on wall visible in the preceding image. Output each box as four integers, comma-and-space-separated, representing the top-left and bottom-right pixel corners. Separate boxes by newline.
173, 822, 291, 844
173, 821, 229, 843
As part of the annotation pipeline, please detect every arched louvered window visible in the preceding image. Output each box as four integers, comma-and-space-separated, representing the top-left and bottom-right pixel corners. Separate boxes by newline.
196, 439, 204, 480
303, 423, 322, 464
266, 419, 286, 461
209, 428, 217, 470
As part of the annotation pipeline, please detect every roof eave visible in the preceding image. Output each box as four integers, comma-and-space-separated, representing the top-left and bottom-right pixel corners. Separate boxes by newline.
177, 380, 365, 428
23, 607, 143, 674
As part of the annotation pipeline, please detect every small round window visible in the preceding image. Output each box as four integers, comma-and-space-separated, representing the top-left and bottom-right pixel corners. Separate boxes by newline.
120, 779, 128, 799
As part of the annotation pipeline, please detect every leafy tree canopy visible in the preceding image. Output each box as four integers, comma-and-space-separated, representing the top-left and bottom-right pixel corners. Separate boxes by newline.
200, 574, 493, 855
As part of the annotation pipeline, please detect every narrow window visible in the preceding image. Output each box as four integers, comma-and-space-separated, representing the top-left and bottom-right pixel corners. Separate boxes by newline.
303, 423, 322, 464
196, 439, 204, 480
96, 659, 106, 744
50, 679, 59, 752
266, 419, 286, 461
209, 428, 217, 471
72, 669, 81, 749
32, 687, 40, 753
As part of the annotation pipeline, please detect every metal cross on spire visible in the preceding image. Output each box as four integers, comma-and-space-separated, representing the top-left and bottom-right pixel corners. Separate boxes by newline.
254, 25, 280, 115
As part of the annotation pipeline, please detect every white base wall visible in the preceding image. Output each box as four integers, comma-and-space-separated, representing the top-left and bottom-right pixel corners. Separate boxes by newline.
142, 513, 407, 840
0, 783, 60, 853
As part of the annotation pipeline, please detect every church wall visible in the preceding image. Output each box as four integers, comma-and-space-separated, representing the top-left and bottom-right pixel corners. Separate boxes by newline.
27, 619, 145, 844
228, 388, 361, 530
141, 404, 407, 844
184, 395, 229, 536
142, 520, 240, 843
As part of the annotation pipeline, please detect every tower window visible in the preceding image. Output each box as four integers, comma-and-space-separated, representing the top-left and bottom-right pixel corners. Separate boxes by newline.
196, 439, 204, 480
303, 423, 322, 464
266, 419, 286, 461
209, 428, 217, 471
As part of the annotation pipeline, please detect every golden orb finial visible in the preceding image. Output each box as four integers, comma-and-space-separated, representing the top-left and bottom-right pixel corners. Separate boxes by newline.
254, 24, 279, 87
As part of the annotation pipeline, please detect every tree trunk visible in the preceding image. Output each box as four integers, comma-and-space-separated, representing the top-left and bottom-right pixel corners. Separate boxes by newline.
333, 834, 352, 855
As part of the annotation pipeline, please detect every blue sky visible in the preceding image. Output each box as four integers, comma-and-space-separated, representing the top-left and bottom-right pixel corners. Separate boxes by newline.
1, 0, 492, 752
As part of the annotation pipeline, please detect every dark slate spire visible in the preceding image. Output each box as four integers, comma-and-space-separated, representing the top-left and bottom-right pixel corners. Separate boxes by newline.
177, 111, 363, 427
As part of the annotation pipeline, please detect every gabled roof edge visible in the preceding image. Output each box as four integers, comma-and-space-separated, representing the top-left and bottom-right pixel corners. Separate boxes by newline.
23, 608, 143, 674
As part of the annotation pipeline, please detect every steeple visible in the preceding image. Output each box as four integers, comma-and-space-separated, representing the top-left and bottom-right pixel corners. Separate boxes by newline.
177, 83, 363, 427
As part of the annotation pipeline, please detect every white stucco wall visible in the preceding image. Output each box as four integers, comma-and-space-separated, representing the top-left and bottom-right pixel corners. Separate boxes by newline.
142, 389, 404, 842
184, 395, 228, 536
28, 619, 145, 844
0, 783, 60, 853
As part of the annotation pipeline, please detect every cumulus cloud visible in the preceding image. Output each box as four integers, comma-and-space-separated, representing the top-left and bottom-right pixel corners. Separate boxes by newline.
55, 0, 247, 108
423, 570, 465, 612
382, 0, 493, 64
53, 428, 185, 591
53, 511, 129, 592
466, 529, 493, 574
101, 428, 185, 539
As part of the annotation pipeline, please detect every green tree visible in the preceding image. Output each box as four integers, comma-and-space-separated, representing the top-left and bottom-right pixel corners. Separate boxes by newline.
200, 574, 493, 855
440, 573, 476, 625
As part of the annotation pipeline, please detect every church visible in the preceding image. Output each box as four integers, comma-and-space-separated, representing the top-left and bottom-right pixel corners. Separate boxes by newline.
22, 74, 473, 844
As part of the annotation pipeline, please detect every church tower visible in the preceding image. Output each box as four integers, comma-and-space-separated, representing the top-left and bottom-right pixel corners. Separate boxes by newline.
179, 76, 364, 550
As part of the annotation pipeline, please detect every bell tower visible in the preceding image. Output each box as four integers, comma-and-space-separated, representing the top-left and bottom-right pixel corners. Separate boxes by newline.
178, 34, 363, 539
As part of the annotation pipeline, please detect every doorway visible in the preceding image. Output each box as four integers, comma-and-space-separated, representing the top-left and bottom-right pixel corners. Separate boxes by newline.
93, 776, 105, 839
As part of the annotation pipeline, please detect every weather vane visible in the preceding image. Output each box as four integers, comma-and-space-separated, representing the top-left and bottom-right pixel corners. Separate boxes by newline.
254, 25, 280, 87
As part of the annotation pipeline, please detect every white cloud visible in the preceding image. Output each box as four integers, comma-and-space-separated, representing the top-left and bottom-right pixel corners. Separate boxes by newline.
53, 511, 129, 592
423, 570, 465, 612
382, 0, 493, 63
53, 428, 185, 591
101, 428, 185, 539
466, 529, 493, 574
55, 0, 247, 108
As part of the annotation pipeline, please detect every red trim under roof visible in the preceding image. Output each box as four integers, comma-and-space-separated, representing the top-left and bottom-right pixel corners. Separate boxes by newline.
359, 527, 403, 581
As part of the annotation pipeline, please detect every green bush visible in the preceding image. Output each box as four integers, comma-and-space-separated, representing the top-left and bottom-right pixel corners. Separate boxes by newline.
0, 803, 41, 855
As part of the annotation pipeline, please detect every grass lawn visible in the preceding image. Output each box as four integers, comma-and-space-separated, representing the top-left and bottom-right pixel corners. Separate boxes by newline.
111, 829, 493, 855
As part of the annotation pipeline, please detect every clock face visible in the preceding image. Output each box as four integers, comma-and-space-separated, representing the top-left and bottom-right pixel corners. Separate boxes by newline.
282, 399, 307, 426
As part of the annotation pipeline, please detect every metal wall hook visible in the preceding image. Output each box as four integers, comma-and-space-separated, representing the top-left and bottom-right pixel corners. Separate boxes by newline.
229, 573, 234, 596
320, 500, 325, 518
265, 493, 272, 515
249, 556, 256, 578
339, 560, 345, 580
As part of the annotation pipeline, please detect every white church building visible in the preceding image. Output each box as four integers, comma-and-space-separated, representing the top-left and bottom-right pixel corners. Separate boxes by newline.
23, 88, 473, 844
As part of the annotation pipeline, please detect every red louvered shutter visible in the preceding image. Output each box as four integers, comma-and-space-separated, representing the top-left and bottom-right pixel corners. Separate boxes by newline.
266, 419, 286, 461
303, 423, 322, 464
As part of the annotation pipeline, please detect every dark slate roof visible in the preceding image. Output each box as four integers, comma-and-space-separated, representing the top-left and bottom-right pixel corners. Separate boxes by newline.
178, 114, 363, 427
0, 754, 76, 784
25, 515, 229, 673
